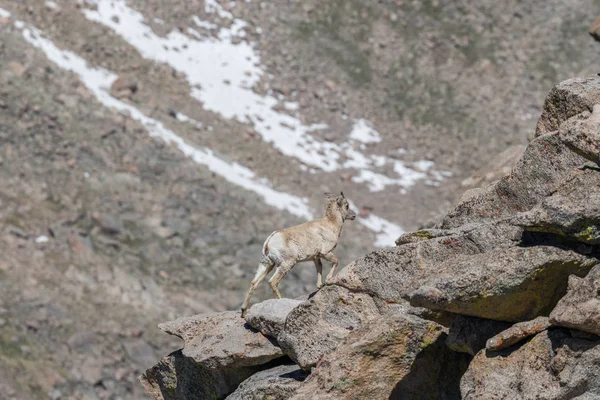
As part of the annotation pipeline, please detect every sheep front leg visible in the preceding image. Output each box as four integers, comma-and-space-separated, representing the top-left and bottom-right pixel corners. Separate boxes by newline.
268, 261, 294, 299
323, 252, 339, 283
314, 258, 323, 289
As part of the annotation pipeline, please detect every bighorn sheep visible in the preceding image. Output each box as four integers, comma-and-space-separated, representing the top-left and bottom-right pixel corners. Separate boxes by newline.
241, 192, 356, 317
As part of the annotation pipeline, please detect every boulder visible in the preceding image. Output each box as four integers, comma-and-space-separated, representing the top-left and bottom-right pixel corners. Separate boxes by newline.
440, 132, 587, 230
513, 169, 600, 245
486, 316, 551, 351
446, 315, 510, 356
550, 265, 600, 335
558, 104, 600, 164
290, 312, 468, 400
277, 285, 380, 368
462, 329, 600, 399
139, 350, 261, 400
244, 299, 303, 339
159, 311, 283, 369
535, 74, 600, 137
408, 246, 598, 321
226, 364, 307, 400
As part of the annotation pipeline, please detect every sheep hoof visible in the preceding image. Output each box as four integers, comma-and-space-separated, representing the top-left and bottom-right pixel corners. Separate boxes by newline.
241, 309, 247, 318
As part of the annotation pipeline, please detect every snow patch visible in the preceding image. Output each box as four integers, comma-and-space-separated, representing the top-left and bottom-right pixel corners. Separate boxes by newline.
45, 1, 59, 9
0, 8, 11, 18
35, 235, 49, 244
349, 119, 381, 143
18, 23, 313, 221
80, 0, 449, 192
14, 11, 406, 247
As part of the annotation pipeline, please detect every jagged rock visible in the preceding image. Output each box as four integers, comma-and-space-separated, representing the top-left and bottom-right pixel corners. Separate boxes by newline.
441, 132, 588, 230
139, 350, 261, 400
226, 364, 307, 400
461, 329, 600, 399
550, 265, 600, 335
277, 285, 380, 368
559, 104, 600, 164
409, 246, 598, 322
446, 315, 510, 356
244, 299, 303, 339
486, 316, 551, 351
290, 312, 468, 400
513, 169, 600, 244
158, 311, 283, 369
536, 74, 600, 137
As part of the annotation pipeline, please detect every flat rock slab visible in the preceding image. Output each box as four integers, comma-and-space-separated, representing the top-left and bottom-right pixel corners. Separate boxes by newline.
551, 265, 600, 335
244, 299, 303, 339
446, 315, 511, 356
462, 329, 600, 399
139, 350, 261, 400
159, 311, 283, 369
278, 285, 381, 369
226, 363, 307, 400
408, 246, 597, 322
486, 316, 551, 351
536, 74, 600, 137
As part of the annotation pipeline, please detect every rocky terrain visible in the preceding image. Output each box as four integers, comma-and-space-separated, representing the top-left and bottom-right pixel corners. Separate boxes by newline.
144, 76, 600, 399
0, 0, 599, 399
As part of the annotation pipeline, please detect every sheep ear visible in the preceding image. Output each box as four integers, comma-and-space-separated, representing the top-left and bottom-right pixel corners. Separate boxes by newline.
324, 192, 334, 199
340, 191, 345, 198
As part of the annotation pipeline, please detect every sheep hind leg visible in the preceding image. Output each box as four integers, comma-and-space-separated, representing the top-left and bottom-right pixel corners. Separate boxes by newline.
241, 256, 274, 318
314, 258, 323, 289
268, 261, 294, 299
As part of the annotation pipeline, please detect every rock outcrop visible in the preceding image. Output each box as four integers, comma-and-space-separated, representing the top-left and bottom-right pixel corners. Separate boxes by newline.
142, 75, 600, 399
158, 311, 283, 369
550, 264, 600, 335
462, 329, 600, 399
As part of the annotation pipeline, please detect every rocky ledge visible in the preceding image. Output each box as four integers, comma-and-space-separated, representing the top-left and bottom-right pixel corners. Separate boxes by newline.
141, 75, 600, 399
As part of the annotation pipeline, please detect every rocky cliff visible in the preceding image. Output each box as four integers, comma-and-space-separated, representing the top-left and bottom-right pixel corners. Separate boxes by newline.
141, 75, 600, 399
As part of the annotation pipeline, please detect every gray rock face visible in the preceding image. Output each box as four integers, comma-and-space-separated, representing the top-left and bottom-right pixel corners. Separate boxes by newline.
486, 316, 551, 351
290, 312, 468, 400
159, 311, 283, 369
446, 315, 510, 356
558, 105, 600, 164
441, 132, 588, 230
226, 364, 307, 400
408, 246, 597, 321
139, 350, 261, 400
462, 329, 600, 400
550, 265, 600, 335
244, 299, 303, 339
277, 285, 380, 368
332, 222, 522, 304
536, 74, 600, 137
514, 169, 600, 245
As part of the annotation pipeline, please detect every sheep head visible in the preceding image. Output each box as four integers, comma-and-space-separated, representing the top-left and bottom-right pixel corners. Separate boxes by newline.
324, 192, 356, 221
